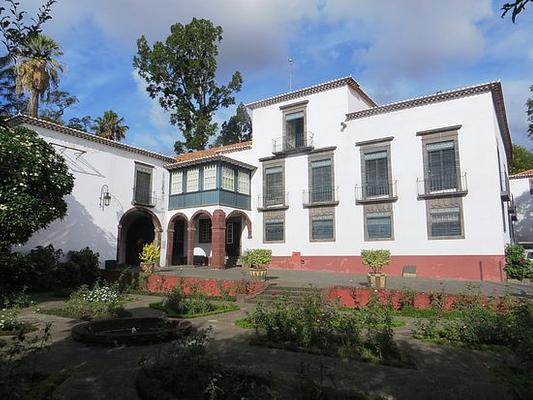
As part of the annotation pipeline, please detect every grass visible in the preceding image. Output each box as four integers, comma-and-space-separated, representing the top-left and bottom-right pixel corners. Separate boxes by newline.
235, 316, 254, 329
394, 306, 460, 319
150, 301, 239, 318
1, 371, 68, 400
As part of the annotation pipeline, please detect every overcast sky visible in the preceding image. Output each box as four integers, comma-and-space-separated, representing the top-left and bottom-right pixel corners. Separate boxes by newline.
21, 0, 533, 154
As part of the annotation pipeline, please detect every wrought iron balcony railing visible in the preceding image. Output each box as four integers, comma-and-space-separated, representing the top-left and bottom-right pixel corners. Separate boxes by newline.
303, 187, 338, 206
272, 132, 314, 154
257, 192, 289, 210
132, 187, 155, 207
355, 181, 398, 203
417, 173, 468, 198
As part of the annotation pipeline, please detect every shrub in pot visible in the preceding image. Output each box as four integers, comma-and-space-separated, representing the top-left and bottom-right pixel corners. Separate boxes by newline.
139, 242, 160, 273
241, 249, 271, 281
361, 249, 390, 289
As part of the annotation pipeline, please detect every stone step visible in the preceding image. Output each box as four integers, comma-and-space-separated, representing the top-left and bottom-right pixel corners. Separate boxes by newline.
250, 284, 322, 304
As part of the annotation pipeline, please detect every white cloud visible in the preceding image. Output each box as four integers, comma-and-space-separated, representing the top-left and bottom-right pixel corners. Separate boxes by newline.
503, 80, 532, 148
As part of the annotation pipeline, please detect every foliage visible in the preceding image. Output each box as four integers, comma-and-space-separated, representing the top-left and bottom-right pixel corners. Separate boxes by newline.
66, 115, 93, 131
0, 126, 74, 251
0, 307, 20, 331
0, 251, 33, 298
14, 34, 63, 117
214, 102, 252, 145
38, 90, 78, 123
139, 242, 160, 264
134, 18, 242, 153
0, 53, 27, 116
361, 249, 391, 274
27, 244, 62, 291
501, 0, 530, 22
528, 85, 533, 138
505, 244, 532, 280
93, 110, 129, 141
509, 144, 533, 174
240, 249, 272, 268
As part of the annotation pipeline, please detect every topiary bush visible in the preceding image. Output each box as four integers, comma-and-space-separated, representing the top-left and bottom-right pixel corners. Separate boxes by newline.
505, 244, 532, 280
67, 247, 100, 286
240, 249, 272, 268
361, 249, 391, 274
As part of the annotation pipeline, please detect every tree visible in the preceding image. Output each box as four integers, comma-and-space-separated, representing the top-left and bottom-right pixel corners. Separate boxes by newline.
501, 0, 530, 22
133, 18, 242, 154
509, 144, 533, 174
0, 54, 27, 116
93, 110, 128, 141
39, 90, 78, 123
528, 85, 532, 138
67, 115, 93, 131
215, 103, 252, 146
0, 125, 74, 251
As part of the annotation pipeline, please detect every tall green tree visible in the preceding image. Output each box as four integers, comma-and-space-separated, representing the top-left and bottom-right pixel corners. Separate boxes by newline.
215, 103, 252, 145
14, 34, 64, 117
509, 144, 533, 175
39, 90, 78, 123
67, 115, 93, 131
0, 54, 27, 115
133, 18, 242, 154
527, 85, 532, 138
93, 110, 128, 141
0, 125, 74, 251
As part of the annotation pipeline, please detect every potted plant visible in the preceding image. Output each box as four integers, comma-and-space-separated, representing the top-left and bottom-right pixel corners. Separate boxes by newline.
139, 242, 161, 273
361, 249, 391, 289
241, 249, 271, 281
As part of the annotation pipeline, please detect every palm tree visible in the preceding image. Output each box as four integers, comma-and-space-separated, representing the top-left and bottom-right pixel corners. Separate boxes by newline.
93, 110, 129, 141
14, 35, 63, 117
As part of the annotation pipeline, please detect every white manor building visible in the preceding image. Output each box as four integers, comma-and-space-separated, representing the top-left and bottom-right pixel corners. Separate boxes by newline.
9, 77, 516, 282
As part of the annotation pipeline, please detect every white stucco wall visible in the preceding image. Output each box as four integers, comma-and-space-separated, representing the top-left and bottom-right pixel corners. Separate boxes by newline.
510, 177, 533, 244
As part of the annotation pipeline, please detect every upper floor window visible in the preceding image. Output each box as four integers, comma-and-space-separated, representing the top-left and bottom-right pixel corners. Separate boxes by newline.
222, 165, 235, 191
426, 141, 457, 192
285, 110, 305, 149
170, 170, 183, 195
134, 163, 153, 205
309, 157, 334, 203
186, 168, 199, 192
203, 164, 216, 191
364, 150, 390, 198
264, 165, 284, 207
238, 170, 250, 194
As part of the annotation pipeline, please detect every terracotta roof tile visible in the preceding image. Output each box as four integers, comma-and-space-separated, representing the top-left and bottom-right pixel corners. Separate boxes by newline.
174, 141, 252, 162
510, 169, 533, 179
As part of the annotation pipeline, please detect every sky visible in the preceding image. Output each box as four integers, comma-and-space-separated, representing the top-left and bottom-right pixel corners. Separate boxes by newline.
18, 0, 533, 155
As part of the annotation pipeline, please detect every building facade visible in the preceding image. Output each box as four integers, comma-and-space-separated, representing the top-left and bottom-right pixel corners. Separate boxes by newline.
9, 77, 514, 282
510, 169, 533, 247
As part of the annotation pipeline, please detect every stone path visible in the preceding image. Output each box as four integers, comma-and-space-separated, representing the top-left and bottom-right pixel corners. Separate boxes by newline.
9, 295, 529, 400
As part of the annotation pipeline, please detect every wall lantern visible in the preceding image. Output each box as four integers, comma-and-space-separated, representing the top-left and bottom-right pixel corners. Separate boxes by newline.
99, 184, 112, 210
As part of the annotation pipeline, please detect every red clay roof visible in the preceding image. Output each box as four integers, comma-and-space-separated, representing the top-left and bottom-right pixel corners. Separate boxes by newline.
174, 141, 253, 162
510, 169, 533, 179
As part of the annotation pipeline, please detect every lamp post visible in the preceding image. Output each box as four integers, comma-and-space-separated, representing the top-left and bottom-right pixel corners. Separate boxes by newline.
99, 184, 111, 210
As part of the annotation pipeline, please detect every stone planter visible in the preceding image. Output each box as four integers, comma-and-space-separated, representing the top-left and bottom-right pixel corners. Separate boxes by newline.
249, 267, 267, 281
368, 273, 386, 289
140, 262, 155, 274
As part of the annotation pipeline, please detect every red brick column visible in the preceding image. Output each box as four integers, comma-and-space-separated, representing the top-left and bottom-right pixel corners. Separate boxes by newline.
166, 228, 174, 267
211, 209, 226, 269
186, 223, 196, 265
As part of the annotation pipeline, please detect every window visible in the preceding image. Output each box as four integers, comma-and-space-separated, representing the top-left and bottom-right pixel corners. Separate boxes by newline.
186, 168, 199, 192
170, 170, 183, 195
426, 141, 457, 192
222, 165, 235, 191
134, 163, 152, 205
238, 170, 250, 194
264, 165, 284, 206
203, 164, 216, 191
226, 222, 234, 244
429, 207, 462, 237
310, 158, 333, 203
364, 150, 389, 197
198, 219, 212, 243
366, 213, 392, 240
311, 215, 334, 241
264, 211, 285, 243
285, 110, 305, 150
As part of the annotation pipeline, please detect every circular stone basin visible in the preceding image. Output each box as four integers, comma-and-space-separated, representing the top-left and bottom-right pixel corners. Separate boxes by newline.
72, 317, 192, 346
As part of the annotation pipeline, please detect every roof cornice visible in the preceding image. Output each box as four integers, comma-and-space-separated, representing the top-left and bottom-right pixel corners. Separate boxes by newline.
345, 81, 512, 160
7, 114, 176, 163
245, 76, 377, 110
165, 154, 256, 171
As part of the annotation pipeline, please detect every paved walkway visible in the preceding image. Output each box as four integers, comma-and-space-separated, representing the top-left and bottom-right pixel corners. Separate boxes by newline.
10, 295, 529, 400
158, 265, 533, 298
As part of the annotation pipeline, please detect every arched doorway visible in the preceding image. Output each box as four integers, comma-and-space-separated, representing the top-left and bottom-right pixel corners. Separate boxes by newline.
166, 213, 188, 266
187, 210, 213, 266
117, 207, 162, 266
226, 211, 252, 267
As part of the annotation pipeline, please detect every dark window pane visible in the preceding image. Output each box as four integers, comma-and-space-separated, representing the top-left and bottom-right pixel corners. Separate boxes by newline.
285, 112, 305, 150
367, 215, 392, 239
311, 217, 334, 240
135, 171, 151, 204
199, 219, 212, 243
364, 151, 389, 197
311, 159, 332, 202
265, 167, 284, 206
265, 220, 284, 242
430, 208, 461, 237
427, 141, 457, 191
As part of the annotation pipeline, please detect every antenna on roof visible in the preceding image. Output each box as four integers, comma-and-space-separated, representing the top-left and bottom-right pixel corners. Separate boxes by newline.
288, 58, 293, 91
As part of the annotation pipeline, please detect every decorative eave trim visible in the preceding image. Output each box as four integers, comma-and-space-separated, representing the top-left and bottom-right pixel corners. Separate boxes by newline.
416, 125, 462, 136
246, 76, 377, 110
165, 154, 256, 171
355, 136, 394, 147
279, 100, 309, 110
346, 81, 512, 160
510, 169, 533, 179
7, 114, 175, 163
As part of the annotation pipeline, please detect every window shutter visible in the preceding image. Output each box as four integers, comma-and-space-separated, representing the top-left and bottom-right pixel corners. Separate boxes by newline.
311, 159, 332, 202
170, 171, 183, 195
203, 165, 216, 190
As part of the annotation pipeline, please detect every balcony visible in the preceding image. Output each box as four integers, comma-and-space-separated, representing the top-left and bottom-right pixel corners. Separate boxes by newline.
417, 173, 468, 199
257, 192, 289, 211
303, 187, 339, 207
272, 132, 314, 154
355, 181, 398, 204
132, 187, 155, 207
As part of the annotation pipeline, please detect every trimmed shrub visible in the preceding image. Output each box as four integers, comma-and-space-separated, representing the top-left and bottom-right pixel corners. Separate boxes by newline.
505, 244, 532, 280
28, 245, 62, 291
361, 249, 391, 274
240, 249, 272, 268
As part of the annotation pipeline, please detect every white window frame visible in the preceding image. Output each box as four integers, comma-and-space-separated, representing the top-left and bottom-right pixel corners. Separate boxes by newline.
238, 170, 250, 194
222, 165, 235, 191
170, 170, 183, 195
186, 168, 199, 193
203, 164, 216, 191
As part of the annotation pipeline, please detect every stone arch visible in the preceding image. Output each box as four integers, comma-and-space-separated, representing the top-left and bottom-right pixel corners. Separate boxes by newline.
226, 210, 252, 239
117, 206, 162, 265
166, 212, 189, 266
